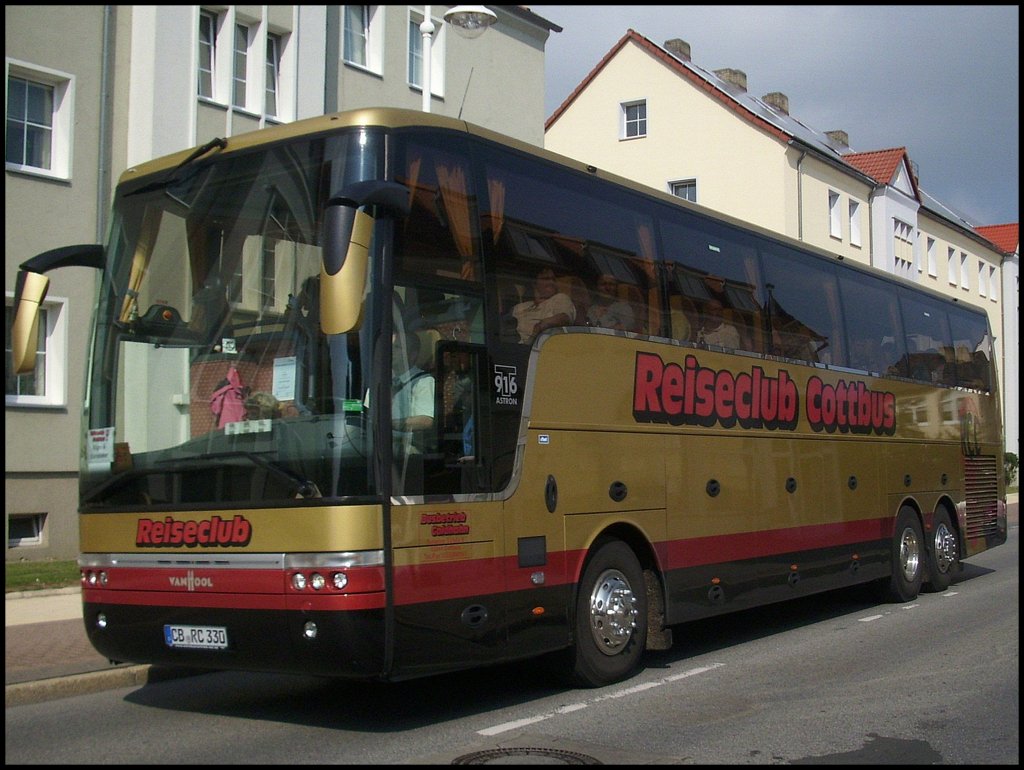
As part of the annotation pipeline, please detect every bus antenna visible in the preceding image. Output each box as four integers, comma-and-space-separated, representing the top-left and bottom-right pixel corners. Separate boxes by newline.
458, 67, 475, 120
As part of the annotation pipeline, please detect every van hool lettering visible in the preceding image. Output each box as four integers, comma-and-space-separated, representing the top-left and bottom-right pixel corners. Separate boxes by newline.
634, 352, 896, 435
136, 514, 253, 547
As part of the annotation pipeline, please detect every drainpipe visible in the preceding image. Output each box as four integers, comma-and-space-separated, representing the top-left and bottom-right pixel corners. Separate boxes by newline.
796, 148, 806, 241
97, 5, 116, 241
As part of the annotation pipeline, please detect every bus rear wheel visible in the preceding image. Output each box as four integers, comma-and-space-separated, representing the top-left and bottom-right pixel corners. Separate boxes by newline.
923, 507, 960, 593
570, 539, 647, 687
879, 506, 925, 602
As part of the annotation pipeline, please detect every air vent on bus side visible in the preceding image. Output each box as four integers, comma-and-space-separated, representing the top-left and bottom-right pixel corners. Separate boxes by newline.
963, 455, 999, 539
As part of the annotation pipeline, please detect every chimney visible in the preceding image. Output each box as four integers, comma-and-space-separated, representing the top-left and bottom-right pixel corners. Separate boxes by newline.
664, 38, 691, 62
826, 130, 849, 148
762, 91, 789, 115
713, 68, 747, 92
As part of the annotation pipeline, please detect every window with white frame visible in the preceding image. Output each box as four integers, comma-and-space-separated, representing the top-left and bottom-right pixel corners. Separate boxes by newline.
232, 22, 251, 109
989, 266, 997, 301
978, 261, 988, 298
8, 513, 46, 548
849, 199, 861, 247
960, 252, 969, 290
621, 100, 647, 139
5, 294, 68, 407
5, 60, 74, 180
948, 246, 958, 286
198, 10, 217, 98
828, 191, 841, 239
893, 219, 913, 278
265, 33, 281, 117
669, 179, 697, 202
926, 237, 937, 277
344, 5, 382, 73
407, 9, 444, 97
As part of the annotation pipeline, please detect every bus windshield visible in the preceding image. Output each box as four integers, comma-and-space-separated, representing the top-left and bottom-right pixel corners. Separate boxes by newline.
81, 130, 386, 508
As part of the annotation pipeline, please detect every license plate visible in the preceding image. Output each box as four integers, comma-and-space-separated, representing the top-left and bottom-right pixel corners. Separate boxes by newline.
164, 624, 228, 650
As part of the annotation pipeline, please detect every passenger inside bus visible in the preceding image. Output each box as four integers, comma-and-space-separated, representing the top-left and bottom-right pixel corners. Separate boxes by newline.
696, 298, 741, 349
510, 266, 576, 342
587, 274, 636, 331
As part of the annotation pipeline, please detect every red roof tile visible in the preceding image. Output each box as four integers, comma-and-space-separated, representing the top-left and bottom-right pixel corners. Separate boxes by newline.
975, 223, 1019, 254
843, 148, 920, 200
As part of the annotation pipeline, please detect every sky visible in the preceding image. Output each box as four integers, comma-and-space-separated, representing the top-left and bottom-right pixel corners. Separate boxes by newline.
528, 5, 1019, 228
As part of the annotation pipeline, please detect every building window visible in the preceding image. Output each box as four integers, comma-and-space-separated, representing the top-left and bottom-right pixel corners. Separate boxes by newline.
960, 252, 969, 290
265, 33, 281, 117
5, 294, 68, 408
232, 23, 251, 109
849, 199, 861, 247
893, 219, 913, 278
926, 237, 937, 277
989, 266, 997, 301
978, 261, 988, 298
7, 513, 46, 548
828, 191, 841, 239
669, 179, 697, 202
948, 247, 958, 286
343, 5, 383, 73
5, 60, 74, 180
198, 10, 217, 98
621, 100, 647, 139
344, 5, 369, 66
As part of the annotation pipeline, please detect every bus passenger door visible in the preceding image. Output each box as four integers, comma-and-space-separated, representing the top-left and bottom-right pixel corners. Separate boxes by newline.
388, 343, 511, 677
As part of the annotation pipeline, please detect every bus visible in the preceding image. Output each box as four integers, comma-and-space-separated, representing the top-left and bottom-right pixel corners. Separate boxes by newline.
11, 107, 1007, 687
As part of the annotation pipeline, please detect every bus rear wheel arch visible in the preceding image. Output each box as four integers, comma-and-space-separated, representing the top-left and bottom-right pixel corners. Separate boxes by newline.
569, 538, 648, 687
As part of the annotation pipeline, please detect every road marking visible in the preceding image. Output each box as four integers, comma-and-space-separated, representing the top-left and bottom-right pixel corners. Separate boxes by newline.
942, 591, 959, 597
477, 663, 724, 736
859, 614, 885, 622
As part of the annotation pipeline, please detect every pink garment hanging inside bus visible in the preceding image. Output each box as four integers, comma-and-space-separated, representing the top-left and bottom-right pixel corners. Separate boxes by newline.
210, 365, 247, 428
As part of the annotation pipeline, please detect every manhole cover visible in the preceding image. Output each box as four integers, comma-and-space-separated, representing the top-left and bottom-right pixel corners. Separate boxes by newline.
452, 747, 602, 764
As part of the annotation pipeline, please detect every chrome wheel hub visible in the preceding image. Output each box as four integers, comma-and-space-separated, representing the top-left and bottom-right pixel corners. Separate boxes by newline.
933, 521, 957, 574
899, 526, 921, 582
588, 568, 638, 655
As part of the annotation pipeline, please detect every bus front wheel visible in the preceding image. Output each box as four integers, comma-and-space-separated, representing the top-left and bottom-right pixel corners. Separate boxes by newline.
923, 507, 960, 593
570, 539, 647, 687
879, 506, 925, 602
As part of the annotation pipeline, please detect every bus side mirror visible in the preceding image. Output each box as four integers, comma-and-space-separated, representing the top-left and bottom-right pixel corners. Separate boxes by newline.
10, 243, 105, 374
11, 270, 50, 374
319, 181, 409, 335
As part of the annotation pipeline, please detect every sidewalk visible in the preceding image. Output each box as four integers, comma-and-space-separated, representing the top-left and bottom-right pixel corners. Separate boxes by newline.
5, 587, 197, 707
5, 494, 1017, 707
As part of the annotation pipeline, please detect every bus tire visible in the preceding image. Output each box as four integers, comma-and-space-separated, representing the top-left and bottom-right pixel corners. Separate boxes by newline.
570, 539, 647, 687
880, 506, 925, 602
923, 507, 960, 593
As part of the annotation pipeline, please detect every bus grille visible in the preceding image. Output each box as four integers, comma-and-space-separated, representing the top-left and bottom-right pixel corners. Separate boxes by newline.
964, 455, 999, 539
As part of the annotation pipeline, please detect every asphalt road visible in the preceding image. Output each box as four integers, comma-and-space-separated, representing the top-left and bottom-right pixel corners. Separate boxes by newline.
5, 520, 1017, 765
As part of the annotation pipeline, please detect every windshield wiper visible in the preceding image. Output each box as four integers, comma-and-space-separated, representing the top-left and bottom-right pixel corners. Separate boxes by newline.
199, 451, 322, 498
82, 450, 321, 505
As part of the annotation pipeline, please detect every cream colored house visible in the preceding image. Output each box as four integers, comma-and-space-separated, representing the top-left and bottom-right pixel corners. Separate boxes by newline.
544, 29, 1018, 457
5, 5, 560, 561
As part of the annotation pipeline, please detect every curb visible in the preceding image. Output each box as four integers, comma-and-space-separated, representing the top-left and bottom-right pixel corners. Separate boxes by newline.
5, 665, 205, 708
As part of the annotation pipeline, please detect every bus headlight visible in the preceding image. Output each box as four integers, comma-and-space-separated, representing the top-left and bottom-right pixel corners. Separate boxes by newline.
291, 573, 307, 591
332, 572, 348, 590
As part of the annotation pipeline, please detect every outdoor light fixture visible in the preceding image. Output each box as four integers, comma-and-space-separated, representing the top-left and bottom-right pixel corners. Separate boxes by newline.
444, 5, 498, 39
421, 5, 497, 112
